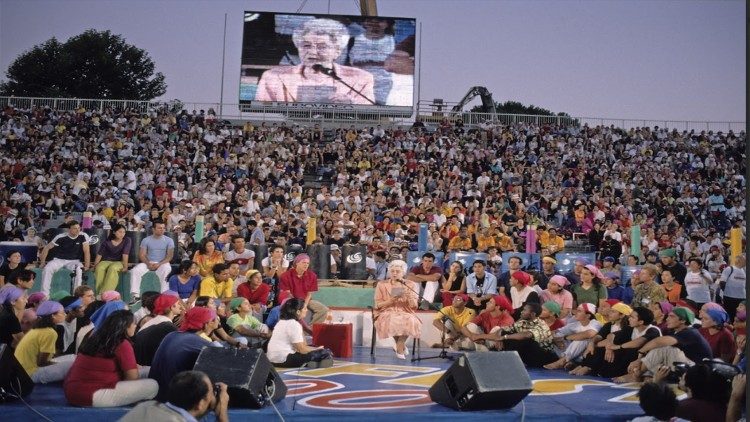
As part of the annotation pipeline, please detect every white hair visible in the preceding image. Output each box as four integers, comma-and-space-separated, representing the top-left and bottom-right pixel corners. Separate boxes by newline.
292, 18, 350, 52
388, 259, 408, 273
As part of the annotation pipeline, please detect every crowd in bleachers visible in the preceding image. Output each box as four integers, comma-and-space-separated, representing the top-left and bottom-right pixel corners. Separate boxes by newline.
0, 103, 746, 419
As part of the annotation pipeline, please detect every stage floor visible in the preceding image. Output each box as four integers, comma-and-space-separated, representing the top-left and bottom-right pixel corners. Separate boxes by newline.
5, 347, 658, 421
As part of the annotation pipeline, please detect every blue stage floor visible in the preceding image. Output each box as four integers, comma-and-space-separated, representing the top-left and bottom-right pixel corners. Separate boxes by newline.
4, 347, 651, 421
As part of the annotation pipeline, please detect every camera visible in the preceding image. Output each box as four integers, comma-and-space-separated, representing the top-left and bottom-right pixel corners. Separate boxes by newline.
667, 362, 690, 383
213, 382, 222, 398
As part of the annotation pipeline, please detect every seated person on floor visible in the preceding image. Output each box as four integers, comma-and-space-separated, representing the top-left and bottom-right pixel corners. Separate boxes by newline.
236, 269, 270, 321
432, 294, 476, 350
539, 301, 566, 330
266, 298, 333, 368
541, 275, 573, 320
627, 306, 712, 381
134, 294, 183, 366
460, 294, 515, 351
602, 271, 633, 304
121, 370, 229, 422
544, 303, 602, 370
193, 296, 246, 348
464, 260, 497, 313
226, 297, 270, 347
56, 296, 86, 355
149, 307, 218, 401
496, 302, 558, 368
64, 309, 158, 407
509, 270, 539, 317
199, 263, 234, 305
571, 302, 633, 376
406, 252, 443, 310
14, 300, 76, 383
632, 382, 683, 422
698, 303, 736, 363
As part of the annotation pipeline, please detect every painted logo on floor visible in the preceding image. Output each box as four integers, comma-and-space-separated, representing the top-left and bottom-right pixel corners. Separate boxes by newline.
280, 361, 644, 411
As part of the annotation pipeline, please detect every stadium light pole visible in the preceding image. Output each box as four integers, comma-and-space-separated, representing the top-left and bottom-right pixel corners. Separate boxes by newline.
219, 12, 228, 117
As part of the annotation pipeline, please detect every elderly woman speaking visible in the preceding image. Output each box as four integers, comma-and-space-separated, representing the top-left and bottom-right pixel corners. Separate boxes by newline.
373, 260, 422, 359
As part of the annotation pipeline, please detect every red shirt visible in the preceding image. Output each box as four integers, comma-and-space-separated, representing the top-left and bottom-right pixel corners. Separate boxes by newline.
698, 327, 736, 361
237, 282, 271, 305
472, 310, 514, 333
279, 269, 318, 300
63, 340, 137, 406
409, 264, 443, 277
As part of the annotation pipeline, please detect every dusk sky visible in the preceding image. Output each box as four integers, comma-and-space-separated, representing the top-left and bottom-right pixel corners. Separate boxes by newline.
0, 0, 745, 122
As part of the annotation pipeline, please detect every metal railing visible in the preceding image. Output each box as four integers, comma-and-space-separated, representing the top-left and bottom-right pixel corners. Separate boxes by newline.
0, 96, 744, 132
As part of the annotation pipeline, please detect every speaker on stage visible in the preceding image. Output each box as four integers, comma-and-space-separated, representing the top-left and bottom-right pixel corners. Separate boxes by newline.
192, 347, 287, 408
340, 244, 367, 280
428, 352, 532, 410
0, 344, 33, 403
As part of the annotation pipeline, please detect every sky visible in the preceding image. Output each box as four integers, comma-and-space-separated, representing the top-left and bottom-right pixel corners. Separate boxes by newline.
0, 0, 745, 122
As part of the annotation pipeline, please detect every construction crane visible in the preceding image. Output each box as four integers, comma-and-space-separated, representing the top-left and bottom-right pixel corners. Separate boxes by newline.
451, 86, 497, 116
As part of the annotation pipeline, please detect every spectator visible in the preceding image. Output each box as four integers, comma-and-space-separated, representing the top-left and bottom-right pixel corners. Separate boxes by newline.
460, 294, 514, 351
129, 221, 174, 302
0, 286, 26, 348
439, 260, 466, 307
14, 300, 75, 383
193, 238, 225, 278
0, 250, 27, 287
92, 223, 131, 293
406, 252, 443, 310
198, 263, 233, 304
278, 254, 329, 324
544, 303, 602, 370
39, 221, 90, 296
266, 298, 334, 368
236, 269, 270, 320
498, 302, 558, 368
432, 294, 476, 351
167, 260, 201, 305
464, 260, 497, 313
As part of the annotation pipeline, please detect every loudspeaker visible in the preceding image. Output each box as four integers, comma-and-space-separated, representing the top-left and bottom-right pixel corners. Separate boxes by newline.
193, 347, 287, 408
340, 244, 367, 280
0, 344, 34, 403
428, 352, 532, 410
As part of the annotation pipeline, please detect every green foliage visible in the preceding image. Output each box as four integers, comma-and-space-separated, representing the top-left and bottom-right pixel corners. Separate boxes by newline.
0, 29, 166, 100
471, 100, 570, 117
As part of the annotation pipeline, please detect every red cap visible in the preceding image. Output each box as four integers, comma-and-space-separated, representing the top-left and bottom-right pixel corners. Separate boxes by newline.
512, 271, 532, 286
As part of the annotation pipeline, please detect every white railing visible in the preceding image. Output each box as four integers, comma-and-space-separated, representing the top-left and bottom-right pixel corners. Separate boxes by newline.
0, 96, 744, 132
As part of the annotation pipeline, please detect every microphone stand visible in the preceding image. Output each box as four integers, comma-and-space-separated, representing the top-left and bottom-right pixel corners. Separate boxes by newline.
392, 279, 455, 362
312, 65, 377, 105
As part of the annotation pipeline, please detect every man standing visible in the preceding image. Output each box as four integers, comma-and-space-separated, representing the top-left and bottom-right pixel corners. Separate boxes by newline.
465, 260, 498, 313
130, 221, 174, 302
406, 253, 443, 310
278, 254, 329, 324
39, 221, 90, 296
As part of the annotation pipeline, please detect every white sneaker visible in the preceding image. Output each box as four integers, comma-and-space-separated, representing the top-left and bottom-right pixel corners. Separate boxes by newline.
396, 352, 406, 360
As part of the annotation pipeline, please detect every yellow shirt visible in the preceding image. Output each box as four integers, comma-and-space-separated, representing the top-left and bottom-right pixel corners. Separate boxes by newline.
15, 327, 57, 376
447, 236, 472, 251
193, 251, 225, 278
476, 235, 496, 251
435, 306, 476, 328
199, 276, 233, 299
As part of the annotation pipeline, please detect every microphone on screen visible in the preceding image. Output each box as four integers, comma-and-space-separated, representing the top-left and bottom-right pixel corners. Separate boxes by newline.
310, 63, 377, 105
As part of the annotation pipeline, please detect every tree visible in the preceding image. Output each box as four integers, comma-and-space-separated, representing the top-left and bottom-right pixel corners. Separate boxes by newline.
0, 29, 166, 100
471, 100, 570, 117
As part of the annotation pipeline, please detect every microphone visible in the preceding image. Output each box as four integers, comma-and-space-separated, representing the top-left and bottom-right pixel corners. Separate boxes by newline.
311, 64, 337, 78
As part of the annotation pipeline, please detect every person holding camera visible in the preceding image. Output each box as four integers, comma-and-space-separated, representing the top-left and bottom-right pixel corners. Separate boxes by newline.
121, 370, 229, 422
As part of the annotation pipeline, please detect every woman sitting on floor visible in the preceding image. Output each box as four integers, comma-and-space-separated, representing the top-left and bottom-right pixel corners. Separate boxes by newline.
14, 301, 76, 383
0, 286, 27, 348
373, 259, 422, 359
64, 310, 158, 407
266, 298, 333, 368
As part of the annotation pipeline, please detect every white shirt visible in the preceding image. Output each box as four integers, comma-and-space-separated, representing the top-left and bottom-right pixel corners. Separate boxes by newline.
267, 319, 304, 363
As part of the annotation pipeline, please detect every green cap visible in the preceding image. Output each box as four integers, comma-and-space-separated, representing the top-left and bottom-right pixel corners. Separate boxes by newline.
229, 297, 246, 312
659, 248, 677, 258
543, 301, 562, 317
672, 307, 695, 325
50, 290, 70, 301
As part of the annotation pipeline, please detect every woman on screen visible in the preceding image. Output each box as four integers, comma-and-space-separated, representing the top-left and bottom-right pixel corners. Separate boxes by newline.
255, 18, 375, 105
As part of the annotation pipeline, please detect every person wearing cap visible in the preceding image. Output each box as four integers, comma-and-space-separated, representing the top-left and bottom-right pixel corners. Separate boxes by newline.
237, 269, 270, 320
0, 286, 27, 348
432, 294, 476, 351
496, 303, 558, 368
628, 306, 712, 381
464, 260, 498, 313
57, 296, 85, 354
717, 253, 746, 320
329, 244, 342, 275
460, 295, 515, 352
279, 254, 329, 324
539, 301, 565, 331
406, 252, 444, 310
134, 295, 183, 366
602, 271, 633, 304
129, 220, 175, 303
226, 297, 270, 348
541, 274, 574, 319
149, 307, 218, 401
544, 303, 602, 370
198, 263, 234, 305
39, 220, 91, 296
698, 305, 735, 363
572, 264, 608, 309
373, 260, 421, 359
64, 309, 158, 407
15, 300, 76, 383
509, 270, 539, 314
571, 302, 633, 376
683, 258, 713, 310
536, 256, 559, 290
659, 248, 687, 284
631, 264, 667, 308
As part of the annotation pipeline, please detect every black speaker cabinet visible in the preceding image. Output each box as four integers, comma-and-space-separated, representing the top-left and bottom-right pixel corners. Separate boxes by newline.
193, 347, 287, 408
0, 344, 34, 403
429, 352, 532, 410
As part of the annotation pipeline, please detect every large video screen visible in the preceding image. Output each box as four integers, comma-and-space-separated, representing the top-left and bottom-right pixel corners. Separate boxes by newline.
240, 11, 416, 109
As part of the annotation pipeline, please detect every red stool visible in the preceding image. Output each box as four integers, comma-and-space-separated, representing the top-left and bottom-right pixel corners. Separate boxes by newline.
312, 323, 353, 358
